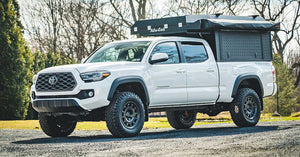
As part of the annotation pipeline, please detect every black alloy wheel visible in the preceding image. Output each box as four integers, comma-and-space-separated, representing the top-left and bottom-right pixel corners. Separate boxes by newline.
121, 101, 141, 130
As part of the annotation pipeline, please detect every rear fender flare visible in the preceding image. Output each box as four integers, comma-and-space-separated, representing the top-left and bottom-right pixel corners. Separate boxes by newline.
231, 75, 263, 98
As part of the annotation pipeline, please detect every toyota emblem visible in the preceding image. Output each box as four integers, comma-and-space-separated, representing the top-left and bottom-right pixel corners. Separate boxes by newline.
48, 76, 58, 85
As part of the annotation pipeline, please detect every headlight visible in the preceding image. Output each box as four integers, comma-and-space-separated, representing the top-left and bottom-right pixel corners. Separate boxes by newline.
80, 71, 110, 82
32, 74, 38, 84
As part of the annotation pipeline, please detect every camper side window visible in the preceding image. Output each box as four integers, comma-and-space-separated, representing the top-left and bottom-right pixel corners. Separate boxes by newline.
181, 42, 208, 63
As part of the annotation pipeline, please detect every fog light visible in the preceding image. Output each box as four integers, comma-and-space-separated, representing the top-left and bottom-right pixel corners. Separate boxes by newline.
76, 90, 94, 99
31, 92, 36, 100
88, 91, 94, 97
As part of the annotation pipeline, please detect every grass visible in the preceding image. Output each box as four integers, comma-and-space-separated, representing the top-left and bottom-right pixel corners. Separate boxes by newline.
291, 111, 300, 117
0, 118, 230, 130
0, 112, 299, 130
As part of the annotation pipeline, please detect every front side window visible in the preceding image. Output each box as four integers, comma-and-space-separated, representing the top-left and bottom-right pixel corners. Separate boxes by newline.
181, 42, 208, 63
150, 42, 180, 64
86, 41, 151, 63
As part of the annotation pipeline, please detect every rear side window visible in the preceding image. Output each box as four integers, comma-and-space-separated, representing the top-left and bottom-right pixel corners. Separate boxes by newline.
181, 42, 208, 63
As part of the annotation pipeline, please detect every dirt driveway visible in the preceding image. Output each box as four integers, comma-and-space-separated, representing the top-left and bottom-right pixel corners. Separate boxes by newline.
0, 121, 299, 157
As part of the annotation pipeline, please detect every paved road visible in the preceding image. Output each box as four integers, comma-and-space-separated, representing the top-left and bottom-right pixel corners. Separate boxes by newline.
0, 121, 299, 157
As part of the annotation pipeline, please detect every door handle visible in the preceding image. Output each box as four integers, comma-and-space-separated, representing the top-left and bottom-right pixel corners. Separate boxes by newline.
176, 69, 185, 73
206, 68, 215, 72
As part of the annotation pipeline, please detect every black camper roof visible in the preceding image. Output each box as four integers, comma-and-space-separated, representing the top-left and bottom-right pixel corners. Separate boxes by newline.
131, 14, 280, 36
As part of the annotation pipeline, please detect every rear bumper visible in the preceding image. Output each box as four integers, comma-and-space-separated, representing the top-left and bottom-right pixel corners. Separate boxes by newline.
32, 99, 86, 112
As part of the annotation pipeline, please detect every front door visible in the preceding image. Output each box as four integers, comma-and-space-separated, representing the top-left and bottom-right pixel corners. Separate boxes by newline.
147, 42, 187, 106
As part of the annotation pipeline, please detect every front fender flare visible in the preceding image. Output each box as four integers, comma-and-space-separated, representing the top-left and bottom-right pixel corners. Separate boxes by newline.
107, 76, 149, 106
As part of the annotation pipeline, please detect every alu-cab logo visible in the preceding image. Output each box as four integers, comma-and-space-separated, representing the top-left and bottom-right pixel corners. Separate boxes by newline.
48, 76, 58, 85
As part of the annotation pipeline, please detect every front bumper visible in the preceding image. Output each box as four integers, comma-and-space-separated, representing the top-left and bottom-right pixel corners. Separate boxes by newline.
32, 99, 86, 112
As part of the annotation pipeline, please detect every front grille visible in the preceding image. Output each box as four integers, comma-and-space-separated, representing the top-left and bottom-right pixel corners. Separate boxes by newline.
36, 72, 77, 91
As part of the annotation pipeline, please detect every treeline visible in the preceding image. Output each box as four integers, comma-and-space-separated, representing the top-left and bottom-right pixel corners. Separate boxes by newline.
0, 0, 299, 119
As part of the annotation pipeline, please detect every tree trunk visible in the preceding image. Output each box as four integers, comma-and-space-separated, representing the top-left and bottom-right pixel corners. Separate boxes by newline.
295, 70, 300, 87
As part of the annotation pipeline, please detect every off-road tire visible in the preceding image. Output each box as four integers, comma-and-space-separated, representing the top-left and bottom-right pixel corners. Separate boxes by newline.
105, 92, 145, 138
230, 88, 261, 127
39, 113, 77, 137
166, 110, 196, 129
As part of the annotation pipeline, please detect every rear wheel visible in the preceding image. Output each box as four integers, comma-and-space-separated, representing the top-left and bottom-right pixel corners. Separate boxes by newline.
166, 110, 196, 129
230, 88, 261, 127
105, 92, 145, 138
39, 113, 77, 137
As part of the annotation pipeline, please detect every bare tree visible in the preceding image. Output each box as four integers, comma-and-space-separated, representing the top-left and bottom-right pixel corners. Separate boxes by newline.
251, 0, 300, 62
108, 0, 154, 32
290, 30, 300, 88
296, 29, 300, 49
46, 0, 60, 54
109, 0, 147, 27
23, 0, 129, 61
167, 0, 246, 16
59, 0, 101, 60
21, 0, 58, 53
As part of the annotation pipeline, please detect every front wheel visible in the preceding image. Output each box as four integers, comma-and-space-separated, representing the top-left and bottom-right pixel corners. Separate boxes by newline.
166, 110, 196, 129
39, 113, 77, 137
105, 92, 145, 138
230, 88, 261, 127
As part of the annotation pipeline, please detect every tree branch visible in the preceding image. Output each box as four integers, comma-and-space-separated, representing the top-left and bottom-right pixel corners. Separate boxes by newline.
109, 0, 132, 27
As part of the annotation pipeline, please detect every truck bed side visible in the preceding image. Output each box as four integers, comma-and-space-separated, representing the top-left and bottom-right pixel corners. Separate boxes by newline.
216, 61, 275, 103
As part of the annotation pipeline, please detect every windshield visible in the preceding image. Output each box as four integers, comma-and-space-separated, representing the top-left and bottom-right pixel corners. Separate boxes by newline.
86, 41, 151, 63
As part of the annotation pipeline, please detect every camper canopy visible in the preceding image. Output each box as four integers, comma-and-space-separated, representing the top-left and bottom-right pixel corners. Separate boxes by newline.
131, 14, 280, 37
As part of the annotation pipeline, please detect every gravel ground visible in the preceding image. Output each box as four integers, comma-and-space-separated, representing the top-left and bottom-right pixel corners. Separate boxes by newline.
0, 121, 299, 157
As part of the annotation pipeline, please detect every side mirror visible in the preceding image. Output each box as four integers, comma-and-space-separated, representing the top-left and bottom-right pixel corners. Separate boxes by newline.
150, 53, 168, 64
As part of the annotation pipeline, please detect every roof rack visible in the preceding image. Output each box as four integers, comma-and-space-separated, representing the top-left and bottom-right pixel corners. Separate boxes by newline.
131, 14, 280, 37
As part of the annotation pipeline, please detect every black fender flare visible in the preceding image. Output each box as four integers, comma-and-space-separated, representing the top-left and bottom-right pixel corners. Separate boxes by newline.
231, 74, 264, 98
107, 76, 150, 121
107, 76, 149, 104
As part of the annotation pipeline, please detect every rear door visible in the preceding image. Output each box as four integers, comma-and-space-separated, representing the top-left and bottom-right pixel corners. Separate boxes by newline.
180, 41, 219, 104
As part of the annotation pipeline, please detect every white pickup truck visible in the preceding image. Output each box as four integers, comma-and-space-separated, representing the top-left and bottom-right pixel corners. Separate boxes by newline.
30, 15, 278, 137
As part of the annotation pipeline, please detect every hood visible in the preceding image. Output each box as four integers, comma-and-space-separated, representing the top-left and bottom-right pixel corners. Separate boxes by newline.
39, 62, 144, 74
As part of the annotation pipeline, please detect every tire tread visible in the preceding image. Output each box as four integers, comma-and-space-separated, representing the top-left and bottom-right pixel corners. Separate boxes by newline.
39, 113, 77, 137
166, 111, 196, 129
105, 92, 145, 138
230, 88, 261, 127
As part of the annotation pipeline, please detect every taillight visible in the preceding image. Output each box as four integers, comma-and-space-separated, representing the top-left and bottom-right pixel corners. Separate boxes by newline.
272, 65, 276, 82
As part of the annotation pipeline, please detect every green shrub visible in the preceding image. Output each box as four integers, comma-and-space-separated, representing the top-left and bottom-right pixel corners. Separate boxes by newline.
263, 54, 299, 116
0, 0, 33, 119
